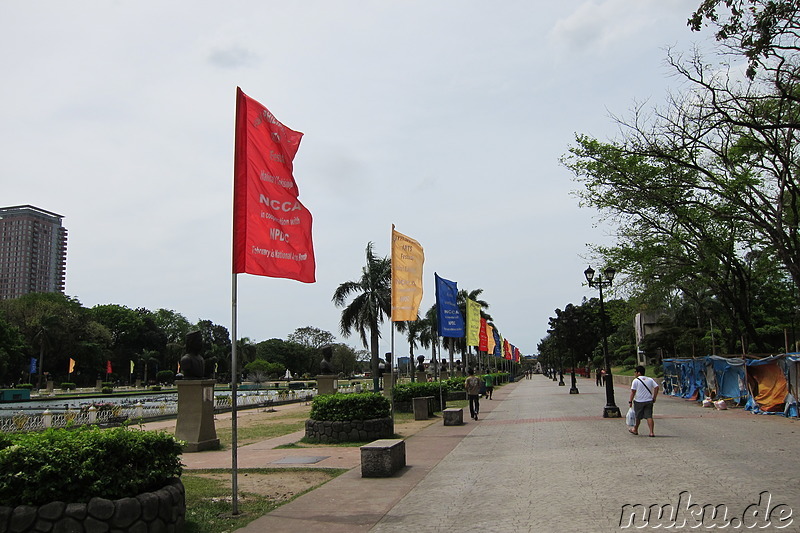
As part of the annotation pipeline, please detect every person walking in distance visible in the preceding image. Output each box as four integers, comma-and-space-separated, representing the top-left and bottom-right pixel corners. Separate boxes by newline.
465, 368, 482, 421
628, 365, 659, 437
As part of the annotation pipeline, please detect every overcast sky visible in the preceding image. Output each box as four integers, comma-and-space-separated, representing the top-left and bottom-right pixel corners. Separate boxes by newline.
1, 1, 714, 359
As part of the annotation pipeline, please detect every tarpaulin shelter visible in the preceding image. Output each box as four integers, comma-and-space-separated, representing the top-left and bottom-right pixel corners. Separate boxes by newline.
660, 354, 799, 417
745, 355, 790, 414
707, 356, 747, 405
661, 358, 707, 400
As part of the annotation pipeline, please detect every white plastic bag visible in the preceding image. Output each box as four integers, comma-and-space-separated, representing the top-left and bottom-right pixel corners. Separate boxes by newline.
626, 407, 636, 426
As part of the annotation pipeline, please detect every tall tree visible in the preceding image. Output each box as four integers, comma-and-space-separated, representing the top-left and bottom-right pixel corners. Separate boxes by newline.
288, 326, 336, 350
333, 242, 392, 392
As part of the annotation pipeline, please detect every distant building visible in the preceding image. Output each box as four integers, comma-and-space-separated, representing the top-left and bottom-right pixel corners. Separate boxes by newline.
635, 310, 665, 365
0, 205, 67, 299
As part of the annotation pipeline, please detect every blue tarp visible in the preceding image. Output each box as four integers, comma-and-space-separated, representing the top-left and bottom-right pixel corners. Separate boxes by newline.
662, 358, 707, 400
707, 356, 747, 403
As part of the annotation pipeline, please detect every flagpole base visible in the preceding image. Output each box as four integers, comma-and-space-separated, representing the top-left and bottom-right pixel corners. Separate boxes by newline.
603, 405, 622, 418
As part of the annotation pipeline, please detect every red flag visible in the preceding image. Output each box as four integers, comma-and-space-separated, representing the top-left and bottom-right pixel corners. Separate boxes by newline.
479, 318, 488, 352
106, 360, 112, 374
503, 339, 511, 360
233, 87, 316, 282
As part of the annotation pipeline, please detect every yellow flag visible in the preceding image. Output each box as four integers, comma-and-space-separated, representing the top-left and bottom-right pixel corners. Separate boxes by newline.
487, 324, 496, 355
68, 358, 76, 374
130, 360, 134, 374
391, 226, 424, 321
466, 299, 480, 346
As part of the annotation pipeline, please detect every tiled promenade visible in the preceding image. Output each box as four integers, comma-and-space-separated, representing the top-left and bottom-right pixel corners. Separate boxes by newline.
232, 375, 800, 532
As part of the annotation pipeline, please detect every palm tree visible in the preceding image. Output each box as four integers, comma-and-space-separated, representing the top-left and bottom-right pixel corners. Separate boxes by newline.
401, 317, 423, 377
138, 349, 159, 386
34, 314, 60, 390
416, 305, 440, 374
332, 242, 391, 392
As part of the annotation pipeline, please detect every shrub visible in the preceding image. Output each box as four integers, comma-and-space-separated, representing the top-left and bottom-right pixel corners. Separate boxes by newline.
16, 383, 33, 390
156, 370, 175, 384
101, 387, 113, 394
392, 382, 445, 403
149, 385, 162, 391
309, 392, 390, 421
622, 356, 637, 371
60, 382, 77, 391
442, 376, 466, 391
101, 381, 114, 388
0, 427, 182, 506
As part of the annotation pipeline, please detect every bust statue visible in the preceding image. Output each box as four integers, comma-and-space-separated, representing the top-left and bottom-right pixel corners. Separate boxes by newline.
179, 330, 205, 379
416, 355, 426, 372
319, 345, 335, 374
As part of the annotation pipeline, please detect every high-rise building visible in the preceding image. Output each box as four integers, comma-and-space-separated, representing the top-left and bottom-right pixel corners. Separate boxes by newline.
0, 205, 68, 300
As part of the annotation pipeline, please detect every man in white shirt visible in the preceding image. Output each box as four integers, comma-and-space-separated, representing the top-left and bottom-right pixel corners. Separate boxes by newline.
628, 365, 659, 437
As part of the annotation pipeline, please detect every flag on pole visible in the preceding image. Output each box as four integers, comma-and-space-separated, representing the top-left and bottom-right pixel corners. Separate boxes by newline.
479, 318, 488, 352
233, 87, 316, 283
466, 299, 481, 346
130, 360, 134, 374
434, 273, 464, 337
68, 358, 75, 374
29, 357, 37, 374
503, 339, 511, 360
106, 360, 113, 374
391, 226, 424, 321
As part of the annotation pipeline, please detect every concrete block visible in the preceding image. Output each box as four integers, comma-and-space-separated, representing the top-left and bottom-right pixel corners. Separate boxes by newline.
360, 439, 406, 477
443, 407, 463, 426
412, 396, 433, 420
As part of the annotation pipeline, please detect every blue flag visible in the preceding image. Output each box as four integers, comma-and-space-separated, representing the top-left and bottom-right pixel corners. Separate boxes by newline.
492, 329, 501, 357
435, 273, 464, 337
29, 357, 37, 374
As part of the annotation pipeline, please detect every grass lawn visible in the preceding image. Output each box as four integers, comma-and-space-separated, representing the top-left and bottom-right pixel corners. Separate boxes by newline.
611, 365, 660, 376
183, 468, 346, 533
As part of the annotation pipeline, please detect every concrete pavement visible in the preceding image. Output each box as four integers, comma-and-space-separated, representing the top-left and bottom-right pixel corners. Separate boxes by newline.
226, 375, 800, 532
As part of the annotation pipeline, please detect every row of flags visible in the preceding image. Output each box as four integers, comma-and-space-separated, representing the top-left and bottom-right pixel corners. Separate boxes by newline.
28, 359, 134, 375
231, 88, 523, 360
390, 228, 522, 360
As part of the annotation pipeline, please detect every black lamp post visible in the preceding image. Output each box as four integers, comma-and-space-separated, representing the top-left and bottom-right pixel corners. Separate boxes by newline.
568, 314, 580, 395
584, 265, 621, 418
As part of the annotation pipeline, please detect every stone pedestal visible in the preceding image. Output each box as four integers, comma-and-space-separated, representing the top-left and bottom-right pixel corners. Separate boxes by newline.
96, 379, 103, 392
416, 371, 427, 383
441, 371, 449, 380
175, 379, 219, 452
316, 375, 338, 395
382, 372, 395, 397
413, 396, 432, 420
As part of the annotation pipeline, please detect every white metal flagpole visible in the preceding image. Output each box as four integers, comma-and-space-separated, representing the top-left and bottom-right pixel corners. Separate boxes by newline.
230, 273, 239, 514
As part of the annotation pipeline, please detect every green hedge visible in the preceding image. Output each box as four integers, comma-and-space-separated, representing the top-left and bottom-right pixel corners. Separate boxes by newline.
442, 376, 466, 391
392, 382, 446, 402
0, 427, 182, 506
60, 382, 77, 391
309, 392, 390, 421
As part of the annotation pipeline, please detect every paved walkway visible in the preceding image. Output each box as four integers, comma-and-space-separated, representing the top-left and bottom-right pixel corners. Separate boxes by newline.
222, 376, 800, 532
